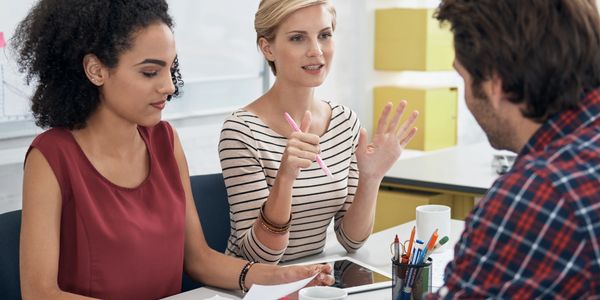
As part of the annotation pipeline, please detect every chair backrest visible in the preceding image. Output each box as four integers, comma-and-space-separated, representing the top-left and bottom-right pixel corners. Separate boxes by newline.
189, 173, 230, 253
0, 210, 22, 300
182, 173, 231, 292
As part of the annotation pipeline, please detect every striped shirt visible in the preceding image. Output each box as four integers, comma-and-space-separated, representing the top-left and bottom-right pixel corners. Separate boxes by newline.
428, 88, 600, 299
218, 102, 365, 263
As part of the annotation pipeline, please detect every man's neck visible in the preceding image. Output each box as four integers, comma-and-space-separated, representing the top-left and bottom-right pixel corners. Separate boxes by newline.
510, 115, 542, 153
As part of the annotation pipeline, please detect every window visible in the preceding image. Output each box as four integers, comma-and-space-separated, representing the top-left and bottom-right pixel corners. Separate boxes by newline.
0, 0, 267, 139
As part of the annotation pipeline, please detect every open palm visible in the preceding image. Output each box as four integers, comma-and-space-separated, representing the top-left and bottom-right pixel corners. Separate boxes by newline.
356, 101, 418, 179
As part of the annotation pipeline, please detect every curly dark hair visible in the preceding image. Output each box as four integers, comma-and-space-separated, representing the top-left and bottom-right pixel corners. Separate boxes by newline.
436, 0, 600, 122
10, 0, 184, 129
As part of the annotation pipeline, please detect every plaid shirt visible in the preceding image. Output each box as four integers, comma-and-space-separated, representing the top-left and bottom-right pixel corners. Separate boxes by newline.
429, 88, 600, 299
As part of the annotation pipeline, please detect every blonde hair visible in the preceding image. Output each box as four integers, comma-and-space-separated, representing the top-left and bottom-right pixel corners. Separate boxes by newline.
255, 0, 337, 75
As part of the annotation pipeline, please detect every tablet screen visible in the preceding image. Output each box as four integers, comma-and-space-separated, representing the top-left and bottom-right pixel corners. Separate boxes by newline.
326, 259, 391, 292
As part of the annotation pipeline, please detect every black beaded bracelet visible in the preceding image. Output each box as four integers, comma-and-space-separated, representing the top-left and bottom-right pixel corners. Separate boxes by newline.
238, 261, 255, 293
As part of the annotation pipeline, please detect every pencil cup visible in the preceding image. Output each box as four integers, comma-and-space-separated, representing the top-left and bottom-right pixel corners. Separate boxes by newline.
392, 257, 432, 300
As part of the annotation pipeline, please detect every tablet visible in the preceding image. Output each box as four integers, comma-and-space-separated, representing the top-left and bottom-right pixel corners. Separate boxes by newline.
314, 257, 392, 294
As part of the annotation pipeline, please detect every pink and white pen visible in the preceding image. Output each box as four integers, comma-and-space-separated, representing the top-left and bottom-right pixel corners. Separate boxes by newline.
283, 112, 333, 179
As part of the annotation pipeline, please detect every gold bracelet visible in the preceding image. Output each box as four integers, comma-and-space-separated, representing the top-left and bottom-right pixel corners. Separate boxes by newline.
259, 202, 291, 234
258, 215, 289, 234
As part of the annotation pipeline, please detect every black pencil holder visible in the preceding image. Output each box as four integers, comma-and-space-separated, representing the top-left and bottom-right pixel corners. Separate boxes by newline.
392, 256, 432, 300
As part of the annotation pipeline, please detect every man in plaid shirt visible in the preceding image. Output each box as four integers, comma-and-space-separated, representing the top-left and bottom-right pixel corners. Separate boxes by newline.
428, 0, 600, 298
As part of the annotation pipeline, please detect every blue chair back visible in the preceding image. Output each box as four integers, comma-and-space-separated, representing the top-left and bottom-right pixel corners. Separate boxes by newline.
190, 173, 230, 252
181, 173, 231, 292
0, 210, 22, 300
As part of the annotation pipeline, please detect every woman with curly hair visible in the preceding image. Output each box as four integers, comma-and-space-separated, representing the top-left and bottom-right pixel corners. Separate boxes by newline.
14, 0, 332, 299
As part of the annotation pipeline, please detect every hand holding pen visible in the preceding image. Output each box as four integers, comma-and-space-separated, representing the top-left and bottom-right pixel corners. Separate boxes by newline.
281, 111, 332, 179
282, 111, 333, 178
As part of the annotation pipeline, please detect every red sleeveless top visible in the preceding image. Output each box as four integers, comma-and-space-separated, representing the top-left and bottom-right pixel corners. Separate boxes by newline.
27, 121, 186, 299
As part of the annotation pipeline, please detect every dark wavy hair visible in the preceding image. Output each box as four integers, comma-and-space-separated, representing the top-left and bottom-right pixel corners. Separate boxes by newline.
11, 0, 184, 129
436, 0, 600, 122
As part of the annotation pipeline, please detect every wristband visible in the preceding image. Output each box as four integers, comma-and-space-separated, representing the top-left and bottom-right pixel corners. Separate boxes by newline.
239, 261, 256, 293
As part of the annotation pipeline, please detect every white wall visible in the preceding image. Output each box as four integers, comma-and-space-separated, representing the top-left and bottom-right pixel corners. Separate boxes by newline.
3, 0, 598, 213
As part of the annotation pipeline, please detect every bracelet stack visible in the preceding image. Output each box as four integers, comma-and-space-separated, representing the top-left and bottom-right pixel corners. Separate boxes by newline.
258, 202, 292, 234
239, 261, 255, 293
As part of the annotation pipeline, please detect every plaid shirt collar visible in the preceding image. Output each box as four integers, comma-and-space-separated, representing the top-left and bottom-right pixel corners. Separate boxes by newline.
520, 87, 600, 157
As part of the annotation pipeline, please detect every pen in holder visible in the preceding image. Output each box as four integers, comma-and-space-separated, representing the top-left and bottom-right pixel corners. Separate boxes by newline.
392, 256, 432, 300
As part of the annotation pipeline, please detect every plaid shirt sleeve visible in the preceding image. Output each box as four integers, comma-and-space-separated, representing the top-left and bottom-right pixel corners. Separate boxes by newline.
426, 164, 594, 299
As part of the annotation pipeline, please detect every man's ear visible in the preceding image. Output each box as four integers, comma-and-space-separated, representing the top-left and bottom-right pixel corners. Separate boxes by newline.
258, 37, 275, 62
485, 72, 504, 110
83, 54, 106, 86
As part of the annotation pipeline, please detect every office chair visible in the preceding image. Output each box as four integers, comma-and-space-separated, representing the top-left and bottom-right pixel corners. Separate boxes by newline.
0, 210, 22, 300
181, 173, 231, 292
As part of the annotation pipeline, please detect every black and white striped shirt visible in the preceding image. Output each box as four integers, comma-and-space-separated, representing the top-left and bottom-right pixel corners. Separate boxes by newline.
218, 102, 365, 263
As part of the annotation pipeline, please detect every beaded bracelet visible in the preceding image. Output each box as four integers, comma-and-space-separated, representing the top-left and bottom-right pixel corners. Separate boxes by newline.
239, 261, 255, 293
259, 202, 291, 234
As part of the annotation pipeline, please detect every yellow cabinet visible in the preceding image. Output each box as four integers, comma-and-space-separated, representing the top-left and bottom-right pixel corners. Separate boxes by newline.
374, 86, 458, 151
374, 187, 474, 232
375, 8, 454, 71
374, 188, 452, 232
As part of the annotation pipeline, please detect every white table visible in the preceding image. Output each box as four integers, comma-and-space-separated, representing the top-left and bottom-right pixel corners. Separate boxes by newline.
384, 143, 506, 195
166, 220, 465, 300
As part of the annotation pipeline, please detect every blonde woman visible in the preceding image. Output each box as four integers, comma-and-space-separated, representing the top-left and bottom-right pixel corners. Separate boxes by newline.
219, 0, 418, 263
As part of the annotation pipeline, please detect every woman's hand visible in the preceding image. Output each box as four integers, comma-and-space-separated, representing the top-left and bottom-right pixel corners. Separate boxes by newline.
356, 101, 418, 180
276, 263, 334, 287
279, 111, 321, 180
278, 263, 335, 300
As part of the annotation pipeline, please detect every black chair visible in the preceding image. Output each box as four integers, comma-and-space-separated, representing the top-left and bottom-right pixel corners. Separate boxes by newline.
0, 210, 22, 300
189, 173, 231, 253
181, 173, 231, 292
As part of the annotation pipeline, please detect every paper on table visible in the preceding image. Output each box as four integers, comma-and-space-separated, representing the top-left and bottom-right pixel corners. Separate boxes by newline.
430, 249, 454, 290
242, 274, 317, 300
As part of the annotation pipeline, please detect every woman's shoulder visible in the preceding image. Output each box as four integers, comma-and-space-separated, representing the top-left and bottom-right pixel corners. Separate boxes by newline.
140, 121, 175, 145
30, 127, 73, 147
26, 128, 79, 176
225, 109, 259, 122
222, 109, 266, 132
326, 101, 360, 126
219, 109, 261, 142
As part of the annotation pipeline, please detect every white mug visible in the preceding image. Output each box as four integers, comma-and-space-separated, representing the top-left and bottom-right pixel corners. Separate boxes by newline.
298, 286, 348, 300
416, 205, 451, 252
